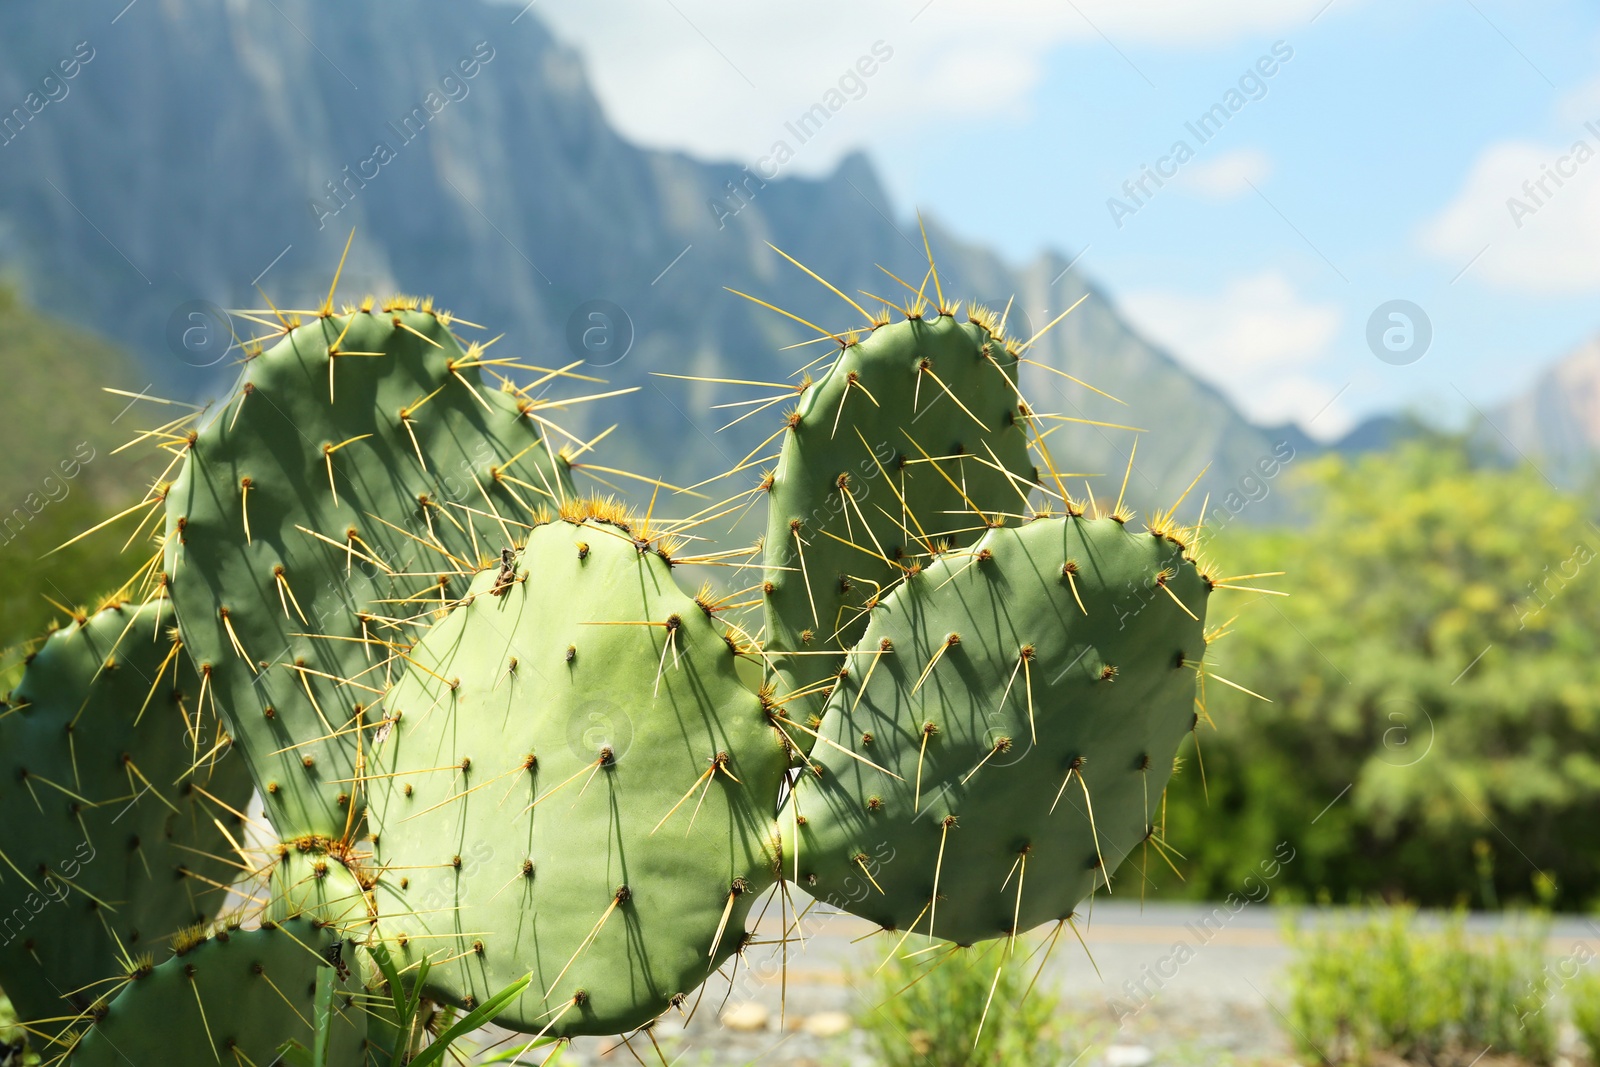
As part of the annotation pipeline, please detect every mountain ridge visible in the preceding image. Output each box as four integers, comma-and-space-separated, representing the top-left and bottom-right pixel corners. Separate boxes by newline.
1482, 332, 1600, 485
0, 0, 1303, 521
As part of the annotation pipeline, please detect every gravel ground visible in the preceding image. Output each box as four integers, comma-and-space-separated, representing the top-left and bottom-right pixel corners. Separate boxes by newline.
537, 901, 1600, 1067
546, 900, 1302, 1066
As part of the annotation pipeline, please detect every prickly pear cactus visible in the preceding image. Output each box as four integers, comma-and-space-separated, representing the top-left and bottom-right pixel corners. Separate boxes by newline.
782, 514, 1207, 944
40, 243, 1245, 1052
66, 917, 367, 1066
162, 299, 575, 851
0, 598, 252, 1038
367, 501, 789, 1036
761, 308, 1033, 734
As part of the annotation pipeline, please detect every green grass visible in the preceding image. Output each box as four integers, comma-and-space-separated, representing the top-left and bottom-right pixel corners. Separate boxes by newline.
1284, 908, 1556, 1065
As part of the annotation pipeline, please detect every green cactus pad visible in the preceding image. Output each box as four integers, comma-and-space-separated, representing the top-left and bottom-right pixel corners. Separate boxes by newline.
265, 848, 372, 929
66, 916, 367, 1067
761, 310, 1033, 734
783, 515, 1206, 945
0, 598, 252, 1038
162, 300, 575, 842
367, 503, 788, 1036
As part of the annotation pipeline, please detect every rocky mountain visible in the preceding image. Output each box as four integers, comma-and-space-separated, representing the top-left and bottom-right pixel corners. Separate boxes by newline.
1479, 334, 1600, 486
0, 0, 1303, 523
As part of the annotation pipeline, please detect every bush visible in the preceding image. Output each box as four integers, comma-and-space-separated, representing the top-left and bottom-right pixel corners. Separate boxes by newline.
1285, 908, 1555, 1065
1163, 442, 1600, 910
852, 936, 1090, 1066
1573, 970, 1600, 1064
0, 992, 35, 1066
0, 488, 130, 659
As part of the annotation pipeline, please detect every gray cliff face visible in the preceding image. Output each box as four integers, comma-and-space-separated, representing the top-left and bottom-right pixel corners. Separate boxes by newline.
1479, 334, 1600, 486
0, 0, 1295, 518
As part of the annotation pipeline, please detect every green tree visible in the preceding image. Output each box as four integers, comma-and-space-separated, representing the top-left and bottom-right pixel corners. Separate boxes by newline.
1160, 442, 1600, 909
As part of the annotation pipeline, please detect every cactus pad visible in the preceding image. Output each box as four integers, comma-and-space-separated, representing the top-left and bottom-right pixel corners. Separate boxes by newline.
761, 310, 1033, 733
783, 515, 1207, 945
66, 916, 366, 1066
367, 502, 788, 1036
265, 847, 372, 930
0, 599, 251, 1037
162, 302, 575, 842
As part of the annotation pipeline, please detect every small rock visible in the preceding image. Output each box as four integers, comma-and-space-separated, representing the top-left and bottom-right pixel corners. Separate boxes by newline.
720, 1001, 770, 1032
801, 1011, 852, 1037
1104, 1046, 1155, 1067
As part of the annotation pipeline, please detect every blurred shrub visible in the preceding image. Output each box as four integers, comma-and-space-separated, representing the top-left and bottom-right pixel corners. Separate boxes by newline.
0, 991, 35, 1066
0, 488, 123, 662
1162, 442, 1600, 909
0, 290, 167, 667
852, 936, 1090, 1066
1573, 969, 1600, 1065
1285, 908, 1555, 1065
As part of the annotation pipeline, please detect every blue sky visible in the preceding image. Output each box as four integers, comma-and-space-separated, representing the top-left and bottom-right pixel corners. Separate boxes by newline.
533, 0, 1600, 437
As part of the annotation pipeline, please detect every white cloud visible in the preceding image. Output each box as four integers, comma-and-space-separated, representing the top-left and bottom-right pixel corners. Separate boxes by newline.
1177, 147, 1273, 198
1422, 135, 1600, 293
1118, 271, 1347, 430
1425, 61, 1600, 294
1555, 73, 1600, 127
515, 0, 1340, 173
